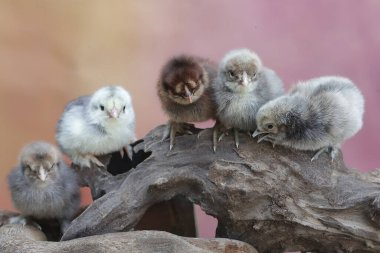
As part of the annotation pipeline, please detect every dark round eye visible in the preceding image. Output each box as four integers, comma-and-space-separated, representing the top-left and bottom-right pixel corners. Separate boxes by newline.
252, 72, 257, 78
228, 71, 235, 78
267, 124, 274, 130
123, 106, 126, 112
100, 105, 105, 111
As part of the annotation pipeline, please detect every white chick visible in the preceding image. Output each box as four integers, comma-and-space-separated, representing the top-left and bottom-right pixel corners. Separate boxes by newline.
56, 86, 136, 168
254, 76, 365, 161
213, 48, 284, 150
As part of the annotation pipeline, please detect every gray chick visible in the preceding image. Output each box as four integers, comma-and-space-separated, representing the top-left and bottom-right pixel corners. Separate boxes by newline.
8, 141, 81, 233
253, 76, 365, 161
56, 85, 136, 168
213, 48, 284, 150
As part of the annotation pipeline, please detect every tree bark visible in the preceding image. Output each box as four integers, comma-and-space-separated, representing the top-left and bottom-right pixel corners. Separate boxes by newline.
58, 125, 380, 252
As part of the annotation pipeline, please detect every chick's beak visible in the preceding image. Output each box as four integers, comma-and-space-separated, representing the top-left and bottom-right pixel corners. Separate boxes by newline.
38, 166, 47, 181
252, 129, 264, 138
241, 71, 249, 86
109, 106, 120, 118
184, 86, 193, 103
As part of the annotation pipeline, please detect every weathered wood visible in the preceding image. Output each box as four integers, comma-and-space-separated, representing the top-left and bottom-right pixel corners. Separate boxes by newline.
58, 125, 380, 252
75, 145, 196, 237
0, 210, 63, 241
0, 224, 257, 253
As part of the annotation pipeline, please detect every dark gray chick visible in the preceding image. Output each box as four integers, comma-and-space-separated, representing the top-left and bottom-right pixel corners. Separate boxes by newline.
8, 141, 81, 233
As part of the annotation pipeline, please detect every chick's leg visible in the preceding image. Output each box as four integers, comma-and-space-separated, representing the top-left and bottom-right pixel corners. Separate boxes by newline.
169, 123, 176, 150
212, 127, 218, 152
167, 121, 195, 150
161, 123, 171, 141
328, 146, 340, 161
207, 120, 223, 152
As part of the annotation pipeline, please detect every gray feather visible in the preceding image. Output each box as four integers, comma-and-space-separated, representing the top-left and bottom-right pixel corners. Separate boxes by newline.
256, 76, 364, 151
8, 142, 81, 226
214, 49, 284, 131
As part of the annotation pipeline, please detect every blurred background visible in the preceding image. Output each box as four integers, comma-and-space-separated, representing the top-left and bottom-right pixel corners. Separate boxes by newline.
0, 0, 379, 239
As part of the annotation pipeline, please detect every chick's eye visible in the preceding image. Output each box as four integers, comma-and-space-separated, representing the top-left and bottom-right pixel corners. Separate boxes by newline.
100, 105, 105, 111
228, 71, 235, 78
123, 106, 126, 112
267, 124, 274, 130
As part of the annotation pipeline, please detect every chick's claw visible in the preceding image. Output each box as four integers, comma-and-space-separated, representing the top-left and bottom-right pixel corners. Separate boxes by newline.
311, 146, 338, 162
120, 145, 133, 160
9, 216, 42, 231
234, 128, 240, 149
87, 155, 105, 168
213, 127, 231, 152
167, 122, 196, 150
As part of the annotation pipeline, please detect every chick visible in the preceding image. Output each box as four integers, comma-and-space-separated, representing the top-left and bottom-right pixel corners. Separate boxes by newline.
253, 76, 365, 161
56, 86, 136, 168
157, 55, 218, 150
8, 141, 81, 233
213, 49, 284, 150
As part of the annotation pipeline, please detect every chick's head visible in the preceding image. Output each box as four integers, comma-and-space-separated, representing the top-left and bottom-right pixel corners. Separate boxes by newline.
162, 56, 207, 105
88, 86, 133, 125
20, 142, 62, 183
255, 96, 304, 143
220, 49, 262, 93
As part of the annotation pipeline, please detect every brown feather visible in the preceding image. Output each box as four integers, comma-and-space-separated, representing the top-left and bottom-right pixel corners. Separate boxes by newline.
157, 55, 217, 123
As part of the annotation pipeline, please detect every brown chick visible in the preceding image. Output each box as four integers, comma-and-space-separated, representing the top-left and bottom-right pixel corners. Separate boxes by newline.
157, 55, 217, 150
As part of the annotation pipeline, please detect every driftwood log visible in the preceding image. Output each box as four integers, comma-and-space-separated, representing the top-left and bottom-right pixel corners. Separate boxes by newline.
2, 124, 380, 252
0, 224, 256, 253
59, 124, 380, 252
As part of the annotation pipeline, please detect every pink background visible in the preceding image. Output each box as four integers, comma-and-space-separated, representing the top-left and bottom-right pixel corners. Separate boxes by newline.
0, 0, 379, 239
